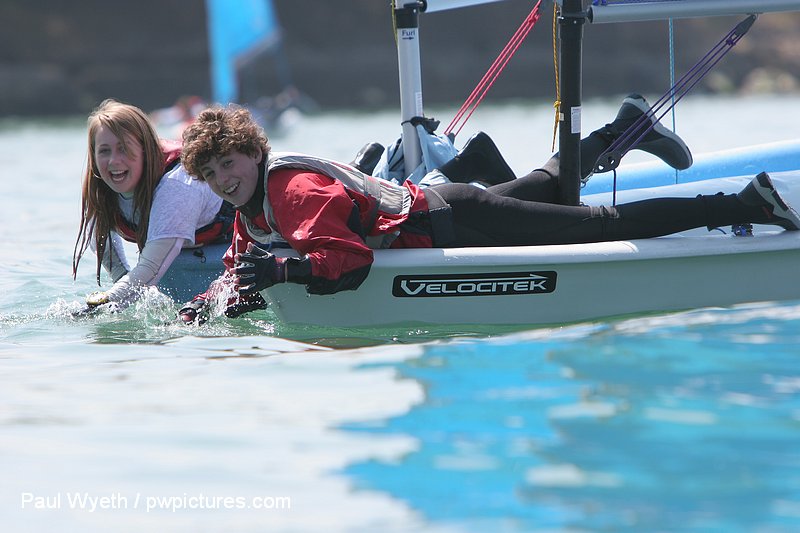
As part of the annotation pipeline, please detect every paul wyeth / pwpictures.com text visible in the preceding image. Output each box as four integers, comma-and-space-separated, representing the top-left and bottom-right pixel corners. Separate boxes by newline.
20, 492, 291, 513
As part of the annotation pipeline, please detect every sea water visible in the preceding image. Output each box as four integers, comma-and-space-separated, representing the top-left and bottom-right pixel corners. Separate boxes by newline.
2, 95, 800, 532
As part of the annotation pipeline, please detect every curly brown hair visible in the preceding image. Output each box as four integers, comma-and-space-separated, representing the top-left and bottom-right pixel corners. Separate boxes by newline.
181, 105, 270, 180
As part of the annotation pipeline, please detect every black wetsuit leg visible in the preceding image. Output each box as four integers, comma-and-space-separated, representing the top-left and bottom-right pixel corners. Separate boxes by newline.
432, 183, 753, 247
484, 167, 559, 202
482, 129, 612, 203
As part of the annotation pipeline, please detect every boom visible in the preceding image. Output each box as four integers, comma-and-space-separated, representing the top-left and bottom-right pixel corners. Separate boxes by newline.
588, 0, 800, 24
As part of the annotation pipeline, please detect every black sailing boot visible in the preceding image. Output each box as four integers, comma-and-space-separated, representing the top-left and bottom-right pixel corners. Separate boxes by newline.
438, 131, 516, 185
349, 142, 385, 175
592, 93, 693, 175
737, 172, 800, 230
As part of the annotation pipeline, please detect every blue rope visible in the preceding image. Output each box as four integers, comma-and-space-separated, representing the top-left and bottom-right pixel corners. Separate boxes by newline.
669, 17, 678, 184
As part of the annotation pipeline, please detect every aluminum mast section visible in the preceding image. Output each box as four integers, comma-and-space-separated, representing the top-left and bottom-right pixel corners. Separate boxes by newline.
395, 1, 425, 173
394, 0, 520, 173
589, 0, 800, 23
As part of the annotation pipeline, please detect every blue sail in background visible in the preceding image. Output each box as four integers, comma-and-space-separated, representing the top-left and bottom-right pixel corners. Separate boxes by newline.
206, 0, 280, 104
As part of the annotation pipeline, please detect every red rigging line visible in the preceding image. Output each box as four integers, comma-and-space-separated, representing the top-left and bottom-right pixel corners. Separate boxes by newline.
444, 0, 543, 138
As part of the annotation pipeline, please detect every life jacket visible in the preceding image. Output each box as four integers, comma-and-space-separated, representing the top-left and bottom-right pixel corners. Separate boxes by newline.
241, 152, 413, 250
115, 140, 233, 246
161, 138, 182, 169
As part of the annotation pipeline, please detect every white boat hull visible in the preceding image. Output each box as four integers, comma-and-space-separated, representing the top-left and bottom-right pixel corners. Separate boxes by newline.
264, 169, 800, 328
266, 230, 800, 327
157, 242, 229, 303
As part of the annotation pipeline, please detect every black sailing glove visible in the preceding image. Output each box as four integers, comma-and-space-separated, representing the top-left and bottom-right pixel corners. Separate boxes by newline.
224, 292, 269, 318
233, 243, 286, 296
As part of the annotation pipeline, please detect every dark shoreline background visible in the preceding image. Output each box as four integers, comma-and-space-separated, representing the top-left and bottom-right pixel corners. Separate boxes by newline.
2, 0, 798, 117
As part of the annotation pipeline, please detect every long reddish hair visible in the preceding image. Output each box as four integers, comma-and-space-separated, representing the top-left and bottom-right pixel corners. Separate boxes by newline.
72, 99, 166, 283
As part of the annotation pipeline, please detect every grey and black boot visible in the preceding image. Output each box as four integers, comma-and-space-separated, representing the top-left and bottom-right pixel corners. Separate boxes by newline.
737, 171, 800, 230
439, 131, 516, 185
590, 93, 693, 175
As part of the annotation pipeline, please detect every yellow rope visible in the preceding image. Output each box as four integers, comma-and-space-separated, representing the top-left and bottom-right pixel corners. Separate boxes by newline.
391, 0, 398, 46
550, 1, 561, 152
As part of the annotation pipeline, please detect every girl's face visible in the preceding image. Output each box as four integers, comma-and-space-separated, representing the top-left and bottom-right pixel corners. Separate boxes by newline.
93, 126, 144, 195
198, 148, 262, 207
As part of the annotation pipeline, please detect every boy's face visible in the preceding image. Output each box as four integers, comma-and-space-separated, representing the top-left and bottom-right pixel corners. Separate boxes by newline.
198, 148, 263, 206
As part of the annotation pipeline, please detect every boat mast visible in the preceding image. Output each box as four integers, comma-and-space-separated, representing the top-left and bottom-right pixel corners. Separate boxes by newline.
557, 0, 587, 206
395, 1, 426, 173
394, 0, 517, 173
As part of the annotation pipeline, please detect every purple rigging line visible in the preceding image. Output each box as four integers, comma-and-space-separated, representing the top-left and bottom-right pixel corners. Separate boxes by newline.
595, 15, 756, 174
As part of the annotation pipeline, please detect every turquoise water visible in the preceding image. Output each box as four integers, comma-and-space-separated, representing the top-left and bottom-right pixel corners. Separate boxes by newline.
347, 308, 800, 532
2, 96, 800, 532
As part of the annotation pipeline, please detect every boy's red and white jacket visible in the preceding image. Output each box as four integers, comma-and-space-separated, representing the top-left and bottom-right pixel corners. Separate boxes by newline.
187, 153, 437, 320
227, 153, 434, 295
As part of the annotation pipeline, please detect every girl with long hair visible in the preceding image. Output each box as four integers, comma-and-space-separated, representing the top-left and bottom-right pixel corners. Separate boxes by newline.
73, 99, 232, 312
